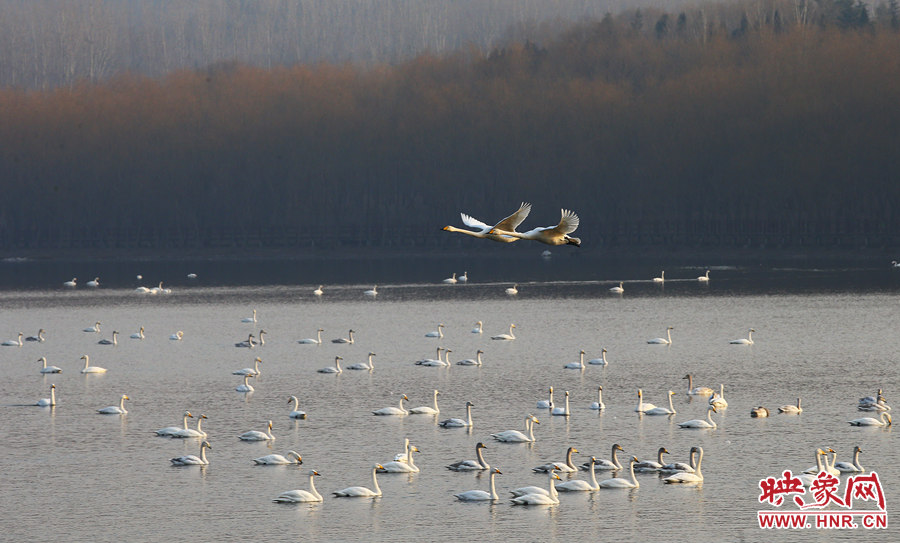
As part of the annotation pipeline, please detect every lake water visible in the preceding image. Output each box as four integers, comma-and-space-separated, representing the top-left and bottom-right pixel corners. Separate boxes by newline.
1, 260, 897, 542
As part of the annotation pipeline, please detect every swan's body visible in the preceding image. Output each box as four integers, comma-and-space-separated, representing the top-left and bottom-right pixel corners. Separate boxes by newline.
241, 309, 258, 323
416, 346, 444, 366
442, 202, 532, 243
455, 468, 502, 501
634, 447, 670, 472
709, 384, 728, 409
471, 321, 483, 334
274, 470, 322, 502
663, 447, 704, 484
64, 277, 77, 288
582, 443, 624, 471
647, 326, 674, 345
447, 442, 490, 471
505, 284, 519, 295
730, 328, 755, 345
848, 412, 892, 426
235, 374, 255, 392
644, 391, 676, 415
84, 321, 101, 333
751, 406, 770, 417
590, 386, 605, 410
333, 465, 383, 497
598, 456, 640, 489
439, 401, 475, 427
156, 411, 193, 436
378, 445, 419, 473
80, 355, 107, 374
609, 282, 624, 293
172, 414, 207, 438
797, 449, 828, 487
659, 448, 697, 474
2, 332, 23, 346
288, 396, 307, 419
678, 405, 718, 429
653, 271, 665, 283
347, 352, 376, 370
510, 470, 562, 505
235, 334, 255, 348
97, 330, 118, 345
36, 384, 56, 406
833, 446, 865, 472
298, 328, 324, 345
313, 285, 324, 296
459, 271, 468, 282
536, 386, 554, 409
634, 389, 657, 413
170, 441, 211, 466
558, 457, 601, 491
778, 397, 803, 414
169, 331, 184, 341
364, 286, 378, 298
491, 414, 539, 442
684, 374, 714, 396
491, 323, 516, 340
698, 270, 710, 282
443, 273, 457, 284
253, 450, 302, 465
424, 324, 445, 338
239, 420, 275, 441
588, 349, 609, 366
491, 208, 581, 247
233, 357, 262, 376
409, 390, 440, 414
25, 329, 46, 342
551, 391, 571, 416
563, 351, 585, 370
533, 446, 579, 473
38, 357, 62, 374
456, 350, 484, 366
332, 330, 355, 344
317, 356, 343, 374
372, 394, 409, 416
97, 394, 130, 414
130, 327, 144, 340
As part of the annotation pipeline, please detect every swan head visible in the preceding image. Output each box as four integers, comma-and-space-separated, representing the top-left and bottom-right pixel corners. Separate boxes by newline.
492, 468, 502, 475
529, 414, 540, 424
310, 470, 321, 477
288, 396, 298, 404
202, 441, 212, 449
376, 464, 385, 470
122, 395, 130, 400
708, 405, 718, 413
569, 447, 579, 454
184, 411, 194, 418
50, 384, 56, 389
335, 356, 343, 361
401, 395, 409, 402
465, 401, 475, 407
476, 442, 487, 450
267, 420, 274, 430
198, 414, 208, 420
614, 443, 624, 452
660, 447, 670, 455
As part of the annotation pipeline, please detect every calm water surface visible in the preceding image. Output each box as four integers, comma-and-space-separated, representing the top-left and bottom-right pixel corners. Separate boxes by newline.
1, 266, 898, 542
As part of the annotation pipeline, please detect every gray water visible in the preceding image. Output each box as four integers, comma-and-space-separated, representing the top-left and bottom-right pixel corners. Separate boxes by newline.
1, 275, 897, 542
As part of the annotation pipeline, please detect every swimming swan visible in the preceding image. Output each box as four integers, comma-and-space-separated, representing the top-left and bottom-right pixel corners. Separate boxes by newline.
347, 352, 377, 371
663, 447, 704, 484
97, 330, 118, 346
64, 277, 77, 288
581, 443, 625, 471
333, 465, 384, 497
80, 355, 107, 374
456, 350, 484, 366
425, 324, 445, 338
590, 386, 605, 410
848, 412, 891, 426
455, 468, 502, 501
635, 389, 657, 413
505, 284, 519, 295
563, 351, 586, 370
38, 357, 62, 374
298, 328, 324, 345
372, 395, 409, 416
416, 346, 445, 366
698, 270, 710, 282
97, 394, 129, 414
235, 374, 255, 392
409, 390, 440, 414
2, 332, 23, 346
510, 470, 562, 505
551, 391, 571, 416
730, 328, 755, 345
678, 405, 718, 429
598, 456, 640, 489
274, 470, 323, 502
442, 202, 532, 243
288, 396, 307, 419
443, 273, 457, 284
491, 414, 539, 442
253, 450, 302, 465
317, 356, 343, 374
653, 271, 665, 283
644, 391, 676, 415
232, 357, 262, 376
537, 387, 554, 409
533, 446, 579, 473
588, 349, 609, 365
609, 282, 624, 293
156, 411, 193, 436
558, 457, 601, 491
363, 286, 378, 298
241, 309, 257, 323
778, 397, 803, 414
471, 321, 483, 334
172, 414, 207, 438
684, 374, 714, 396
25, 329, 46, 342
36, 384, 57, 406
313, 285, 324, 296
378, 445, 419, 473
491, 323, 516, 340
647, 326, 674, 344
239, 420, 275, 441
130, 327, 145, 340
439, 401, 475, 427
490, 208, 581, 247
634, 447, 671, 472
170, 441, 211, 466
84, 321, 101, 333
332, 330, 355, 344
751, 406, 770, 418
447, 442, 490, 471
833, 446, 865, 472
709, 384, 728, 409
169, 331, 184, 341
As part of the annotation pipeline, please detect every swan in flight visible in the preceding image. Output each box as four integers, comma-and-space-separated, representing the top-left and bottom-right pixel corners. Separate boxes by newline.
848, 412, 892, 426
25, 329, 46, 342
833, 446, 865, 472
491, 414, 539, 442
709, 385, 728, 409
778, 397, 803, 414
170, 331, 184, 341
558, 457, 601, 492
425, 324, 444, 338
83, 321, 101, 333
581, 443, 625, 471
156, 411, 193, 436
678, 405, 718, 429
442, 202, 532, 243
378, 445, 420, 473
80, 355, 107, 374
447, 442, 490, 471
347, 352, 377, 371
505, 284, 518, 295
170, 441, 211, 466
730, 328, 755, 345
609, 282, 624, 293
439, 401, 475, 427
253, 450, 302, 465
409, 390, 440, 414
684, 374, 714, 396
288, 396, 307, 419
663, 447, 704, 484
537, 387, 554, 409
2, 332, 23, 347
241, 309, 258, 323
751, 406, 770, 418
372, 394, 409, 416
533, 446, 579, 473
644, 391, 676, 415
634, 389, 657, 413
333, 465, 384, 497
63, 277, 77, 288
274, 470, 323, 502
363, 285, 378, 298
647, 326, 674, 345
38, 357, 62, 374
331, 330, 355, 344
563, 351, 586, 370
130, 327, 145, 340
551, 391, 571, 416
172, 414, 208, 438
697, 270, 710, 282
455, 468, 502, 501
97, 394, 130, 414
456, 350, 484, 366
313, 285, 324, 296
653, 271, 665, 283
510, 470, 562, 505
317, 356, 343, 374
490, 208, 581, 247
443, 273, 457, 284
36, 384, 57, 406
298, 328, 324, 345
239, 420, 276, 441
590, 386, 605, 410
233, 357, 263, 376
634, 447, 671, 472
598, 456, 640, 489
235, 374, 255, 392
471, 321, 483, 334
588, 349, 609, 366
98, 331, 118, 346
491, 323, 516, 340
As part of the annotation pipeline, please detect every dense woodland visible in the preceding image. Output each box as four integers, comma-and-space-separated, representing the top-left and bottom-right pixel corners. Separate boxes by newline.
1, 0, 900, 253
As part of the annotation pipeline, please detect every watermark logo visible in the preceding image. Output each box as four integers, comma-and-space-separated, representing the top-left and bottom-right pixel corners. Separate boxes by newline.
758, 471, 887, 529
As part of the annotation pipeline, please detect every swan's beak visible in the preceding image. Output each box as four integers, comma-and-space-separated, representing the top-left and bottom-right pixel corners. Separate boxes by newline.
442, 226, 451, 231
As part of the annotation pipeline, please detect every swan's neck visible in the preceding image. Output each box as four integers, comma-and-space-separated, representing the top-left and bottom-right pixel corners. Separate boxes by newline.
182, 414, 191, 430
719, 384, 725, 399
547, 471, 559, 500
666, 328, 672, 343
476, 446, 488, 469
465, 404, 473, 426
508, 324, 515, 338
119, 396, 127, 410
548, 389, 554, 406
316, 330, 322, 343
694, 449, 703, 477
406, 448, 416, 468
266, 425, 274, 439
611, 445, 622, 469
50, 387, 56, 406
657, 449, 666, 465
196, 417, 204, 432
432, 391, 439, 411
602, 351, 607, 363
747, 330, 753, 342
637, 392, 643, 411
41, 358, 48, 369
291, 396, 299, 410
398, 397, 408, 414
335, 358, 342, 372
489, 471, 498, 500
668, 393, 676, 412
83, 356, 89, 369
853, 448, 863, 470
476, 352, 482, 364
588, 461, 599, 488
686, 375, 693, 392
348, 330, 354, 343
579, 352, 585, 368
371, 467, 382, 495
526, 417, 535, 441
243, 375, 250, 387
565, 448, 575, 469
628, 460, 638, 486
597, 388, 603, 404
199, 444, 208, 463
368, 354, 375, 369
309, 473, 322, 499
706, 408, 715, 425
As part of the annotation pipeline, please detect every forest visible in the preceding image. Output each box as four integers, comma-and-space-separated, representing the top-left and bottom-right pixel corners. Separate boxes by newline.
1, 0, 899, 254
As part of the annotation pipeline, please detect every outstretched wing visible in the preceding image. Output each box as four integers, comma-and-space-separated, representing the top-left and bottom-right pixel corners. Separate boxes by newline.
494, 202, 532, 232
460, 213, 491, 230
554, 209, 580, 235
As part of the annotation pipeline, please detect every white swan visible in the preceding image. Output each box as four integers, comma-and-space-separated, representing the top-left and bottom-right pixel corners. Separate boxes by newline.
588, 349, 609, 365
313, 285, 324, 296
80, 354, 107, 374
333, 465, 384, 497
241, 309, 258, 323
634, 447, 671, 472
424, 324, 444, 338
797, 449, 828, 487
274, 470, 323, 502
634, 389, 657, 413
459, 271, 468, 282
730, 328, 755, 344
563, 351, 585, 370
653, 271, 665, 283
170, 441, 211, 466
63, 277, 77, 288
36, 384, 56, 406
156, 411, 193, 436
456, 350, 484, 366
490, 208, 581, 247
848, 412, 892, 426
647, 326, 674, 344
439, 401, 475, 427
581, 443, 624, 471
471, 321, 483, 334
590, 386, 605, 410
288, 396, 307, 419
678, 405, 718, 429
609, 282, 624, 293
97, 394, 129, 414
751, 406, 770, 418
644, 391, 676, 415
130, 327, 144, 340
331, 330, 355, 344
25, 329, 46, 342
38, 357, 62, 374
298, 328, 324, 345
239, 420, 275, 441
455, 468, 502, 501
409, 390, 440, 414
510, 470, 562, 505
233, 357, 262, 376
97, 331, 118, 346
372, 395, 409, 416
169, 331, 184, 341
235, 374, 255, 392
490, 414, 539, 442
172, 414, 208, 438
664, 447, 704, 484
442, 202, 532, 243
363, 286, 378, 298
254, 329, 267, 346
834, 446, 865, 472
447, 442, 490, 471
347, 352, 376, 371
598, 456, 640, 489
659, 448, 697, 473
84, 321, 101, 333
533, 446, 579, 473
443, 273, 457, 284
505, 284, 518, 295
2, 332, 23, 346
709, 384, 728, 409
804, 448, 840, 476
253, 450, 302, 465
416, 346, 444, 366
778, 397, 803, 414
697, 270, 710, 282
558, 457, 601, 492
536, 386, 554, 409
235, 333, 255, 348
684, 374, 714, 396
491, 323, 516, 340
551, 391, 570, 416
378, 445, 419, 473
317, 356, 343, 374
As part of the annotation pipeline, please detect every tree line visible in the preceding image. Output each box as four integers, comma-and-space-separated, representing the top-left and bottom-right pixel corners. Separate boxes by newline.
1, 0, 900, 253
